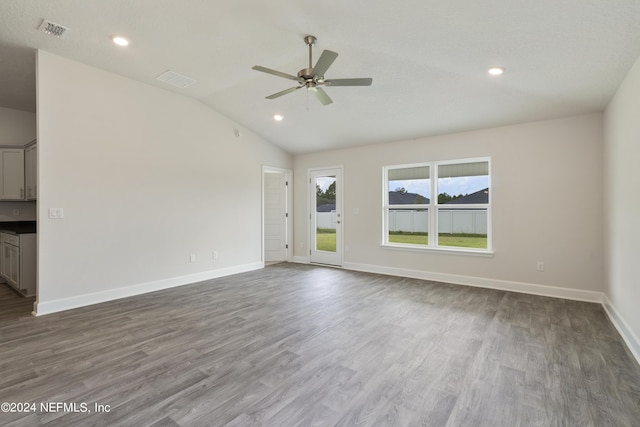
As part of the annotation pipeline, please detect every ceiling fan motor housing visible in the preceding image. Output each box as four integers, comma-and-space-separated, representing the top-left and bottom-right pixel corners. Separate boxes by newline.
297, 68, 315, 80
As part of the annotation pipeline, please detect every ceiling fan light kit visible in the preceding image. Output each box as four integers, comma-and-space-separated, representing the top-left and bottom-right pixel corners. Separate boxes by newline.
252, 35, 373, 106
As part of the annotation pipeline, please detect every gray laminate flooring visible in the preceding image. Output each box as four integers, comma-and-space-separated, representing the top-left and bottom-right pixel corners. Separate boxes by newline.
1, 263, 639, 426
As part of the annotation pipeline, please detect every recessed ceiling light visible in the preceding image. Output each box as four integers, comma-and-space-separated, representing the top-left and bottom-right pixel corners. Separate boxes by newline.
112, 36, 129, 46
488, 67, 505, 76
273, 114, 284, 121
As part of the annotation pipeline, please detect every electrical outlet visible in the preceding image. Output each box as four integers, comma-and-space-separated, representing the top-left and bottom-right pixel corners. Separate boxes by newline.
49, 208, 64, 219
213, 251, 219, 260
190, 254, 196, 263
12, 209, 19, 216
536, 261, 544, 272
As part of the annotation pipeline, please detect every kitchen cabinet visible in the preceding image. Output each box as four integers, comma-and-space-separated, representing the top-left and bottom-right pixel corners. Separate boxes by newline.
1, 235, 8, 284
0, 148, 25, 200
0, 232, 36, 297
25, 143, 37, 200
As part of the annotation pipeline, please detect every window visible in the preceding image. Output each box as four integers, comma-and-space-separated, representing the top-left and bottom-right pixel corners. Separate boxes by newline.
383, 158, 491, 253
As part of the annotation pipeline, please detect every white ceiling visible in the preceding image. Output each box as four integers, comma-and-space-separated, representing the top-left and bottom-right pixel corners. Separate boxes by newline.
1, 1, 639, 154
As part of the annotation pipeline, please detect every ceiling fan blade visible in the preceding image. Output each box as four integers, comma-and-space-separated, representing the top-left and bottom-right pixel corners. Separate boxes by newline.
324, 78, 373, 86
265, 85, 302, 99
312, 50, 338, 77
252, 65, 301, 82
313, 87, 333, 106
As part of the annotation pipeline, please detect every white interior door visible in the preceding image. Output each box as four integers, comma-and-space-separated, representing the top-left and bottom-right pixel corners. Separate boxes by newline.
264, 168, 290, 263
310, 167, 343, 266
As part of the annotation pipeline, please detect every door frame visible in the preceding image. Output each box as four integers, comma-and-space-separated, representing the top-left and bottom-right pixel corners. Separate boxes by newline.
309, 166, 344, 267
262, 166, 293, 264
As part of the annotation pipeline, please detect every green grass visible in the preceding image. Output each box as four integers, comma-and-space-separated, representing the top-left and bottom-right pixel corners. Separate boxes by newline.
316, 228, 336, 234
388, 233, 428, 245
389, 232, 487, 249
437, 234, 487, 249
315, 231, 487, 251
316, 232, 336, 252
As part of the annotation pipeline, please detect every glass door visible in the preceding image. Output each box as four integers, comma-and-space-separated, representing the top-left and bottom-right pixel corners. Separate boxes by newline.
310, 167, 342, 266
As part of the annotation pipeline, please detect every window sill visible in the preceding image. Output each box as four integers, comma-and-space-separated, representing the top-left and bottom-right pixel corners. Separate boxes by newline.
380, 243, 494, 257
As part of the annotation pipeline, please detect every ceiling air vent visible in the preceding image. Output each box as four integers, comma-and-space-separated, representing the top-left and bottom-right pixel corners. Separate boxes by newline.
38, 19, 70, 38
156, 70, 197, 88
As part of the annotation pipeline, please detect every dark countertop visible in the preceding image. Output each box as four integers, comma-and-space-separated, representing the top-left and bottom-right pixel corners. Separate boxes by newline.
0, 221, 37, 234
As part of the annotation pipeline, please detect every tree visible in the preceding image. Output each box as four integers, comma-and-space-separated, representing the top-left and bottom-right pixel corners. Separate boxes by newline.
324, 181, 336, 200
316, 181, 336, 207
438, 192, 453, 204
438, 192, 465, 204
395, 187, 407, 194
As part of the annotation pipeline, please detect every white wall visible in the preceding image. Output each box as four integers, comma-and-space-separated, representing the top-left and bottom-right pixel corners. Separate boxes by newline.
36, 51, 292, 313
0, 106, 36, 145
294, 113, 604, 297
604, 55, 640, 358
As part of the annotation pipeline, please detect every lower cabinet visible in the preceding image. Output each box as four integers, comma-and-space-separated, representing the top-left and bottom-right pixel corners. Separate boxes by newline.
0, 233, 36, 297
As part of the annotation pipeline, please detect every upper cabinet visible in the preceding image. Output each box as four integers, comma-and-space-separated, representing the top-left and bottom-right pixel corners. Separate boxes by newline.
25, 143, 37, 200
0, 148, 25, 200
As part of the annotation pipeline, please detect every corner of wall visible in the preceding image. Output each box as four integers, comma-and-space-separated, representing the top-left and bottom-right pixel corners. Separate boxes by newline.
602, 295, 640, 364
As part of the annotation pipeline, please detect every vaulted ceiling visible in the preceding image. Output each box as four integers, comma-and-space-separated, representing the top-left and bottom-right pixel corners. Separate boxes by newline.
1, 1, 639, 154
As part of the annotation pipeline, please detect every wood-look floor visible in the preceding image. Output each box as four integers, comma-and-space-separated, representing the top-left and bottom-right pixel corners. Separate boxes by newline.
1, 263, 639, 426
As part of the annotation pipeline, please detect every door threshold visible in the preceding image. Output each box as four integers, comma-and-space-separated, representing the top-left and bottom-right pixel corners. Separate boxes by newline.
310, 262, 343, 269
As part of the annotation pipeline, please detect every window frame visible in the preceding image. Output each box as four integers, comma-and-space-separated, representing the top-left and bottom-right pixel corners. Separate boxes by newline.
382, 157, 492, 255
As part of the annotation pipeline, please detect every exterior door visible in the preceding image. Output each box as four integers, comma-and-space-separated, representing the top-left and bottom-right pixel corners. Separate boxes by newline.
310, 167, 343, 266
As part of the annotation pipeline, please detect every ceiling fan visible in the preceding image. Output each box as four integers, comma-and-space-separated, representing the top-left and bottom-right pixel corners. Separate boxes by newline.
252, 35, 373, 106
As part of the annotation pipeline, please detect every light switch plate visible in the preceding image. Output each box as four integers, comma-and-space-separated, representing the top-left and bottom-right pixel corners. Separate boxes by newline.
49, 208, 64, 219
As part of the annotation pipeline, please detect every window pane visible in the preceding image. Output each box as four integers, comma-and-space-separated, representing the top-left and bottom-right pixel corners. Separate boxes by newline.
388, 166, 430, 205
437, 162, 488, 204
388, 208, 429, 246
437, 208, 487, 249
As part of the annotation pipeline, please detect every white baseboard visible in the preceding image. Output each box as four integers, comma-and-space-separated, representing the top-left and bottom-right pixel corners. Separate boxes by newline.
343, 262, 603, 303
602, 295, 640, 365
37, 258, 638, 365
33, 262, 264, 316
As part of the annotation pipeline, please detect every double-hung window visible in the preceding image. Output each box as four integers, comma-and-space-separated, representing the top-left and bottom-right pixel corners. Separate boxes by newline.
383, 158, 491, 253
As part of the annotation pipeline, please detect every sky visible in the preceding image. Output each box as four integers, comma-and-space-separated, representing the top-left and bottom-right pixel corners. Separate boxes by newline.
316, 176, 336, 192
315, 175, 488, 197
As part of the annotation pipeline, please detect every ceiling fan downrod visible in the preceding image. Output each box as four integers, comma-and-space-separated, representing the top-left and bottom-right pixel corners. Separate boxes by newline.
298, 35, 318, 83
304, 35, 317, 69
